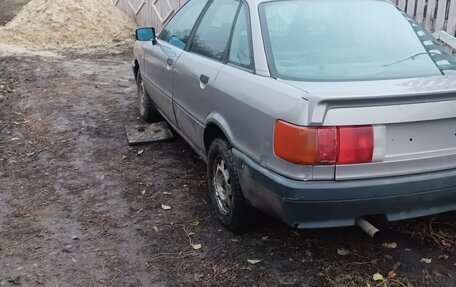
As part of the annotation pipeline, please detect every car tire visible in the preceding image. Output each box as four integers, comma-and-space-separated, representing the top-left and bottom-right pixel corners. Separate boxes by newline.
137, 73, 161, 123
207, 138, 250, 231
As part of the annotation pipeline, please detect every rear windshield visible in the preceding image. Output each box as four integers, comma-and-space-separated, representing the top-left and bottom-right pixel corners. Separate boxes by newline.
259, 0, 456, 81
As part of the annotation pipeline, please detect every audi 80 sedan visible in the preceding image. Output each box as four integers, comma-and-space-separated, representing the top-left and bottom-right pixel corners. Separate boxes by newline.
132, 0, 456, 230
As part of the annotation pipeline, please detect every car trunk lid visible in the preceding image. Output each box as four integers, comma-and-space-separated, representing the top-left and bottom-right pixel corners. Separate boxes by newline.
284, 75, 456, 180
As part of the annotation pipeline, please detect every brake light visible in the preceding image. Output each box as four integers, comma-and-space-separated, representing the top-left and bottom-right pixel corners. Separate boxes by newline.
338, 126, 373, 164
273, 121, 374, 165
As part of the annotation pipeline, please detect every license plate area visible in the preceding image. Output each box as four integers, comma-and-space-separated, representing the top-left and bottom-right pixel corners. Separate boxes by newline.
386, 118, 456, 160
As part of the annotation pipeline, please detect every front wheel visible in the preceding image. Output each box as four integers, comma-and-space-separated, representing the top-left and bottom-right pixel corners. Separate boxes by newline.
137, 73, 161, 122
207, 138, 250, 231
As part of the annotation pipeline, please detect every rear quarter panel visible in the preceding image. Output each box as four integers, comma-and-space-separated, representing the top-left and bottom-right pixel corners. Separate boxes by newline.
209, 64, 335, 180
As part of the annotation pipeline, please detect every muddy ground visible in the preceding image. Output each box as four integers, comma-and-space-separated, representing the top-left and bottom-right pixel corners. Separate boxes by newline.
0, 4, 456, 287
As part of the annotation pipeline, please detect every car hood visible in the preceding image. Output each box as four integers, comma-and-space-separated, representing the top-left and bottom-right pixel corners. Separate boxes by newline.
282, 74, 456, 125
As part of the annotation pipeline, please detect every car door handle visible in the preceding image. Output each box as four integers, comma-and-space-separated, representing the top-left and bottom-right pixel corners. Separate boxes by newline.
200, 74, 209, 84
166, 58, 174, 66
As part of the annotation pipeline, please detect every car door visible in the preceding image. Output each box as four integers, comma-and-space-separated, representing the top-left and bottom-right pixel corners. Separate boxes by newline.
141, 0, 207, 126
172, 0, 241, 151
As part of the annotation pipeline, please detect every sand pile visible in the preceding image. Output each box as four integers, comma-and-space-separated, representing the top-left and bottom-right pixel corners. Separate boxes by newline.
0, 0, 137, 47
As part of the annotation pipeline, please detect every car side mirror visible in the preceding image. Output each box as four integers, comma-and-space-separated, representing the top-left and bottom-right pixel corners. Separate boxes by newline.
136, 27, 156, 42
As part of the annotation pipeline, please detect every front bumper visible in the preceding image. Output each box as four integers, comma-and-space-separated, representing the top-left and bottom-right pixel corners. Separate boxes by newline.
233, 149, 456, 228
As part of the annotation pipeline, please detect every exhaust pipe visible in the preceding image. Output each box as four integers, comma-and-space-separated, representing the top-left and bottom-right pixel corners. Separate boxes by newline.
355, 217, 380, 238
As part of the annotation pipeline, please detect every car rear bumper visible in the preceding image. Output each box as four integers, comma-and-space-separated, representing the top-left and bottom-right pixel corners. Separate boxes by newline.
232, 149, 456, 228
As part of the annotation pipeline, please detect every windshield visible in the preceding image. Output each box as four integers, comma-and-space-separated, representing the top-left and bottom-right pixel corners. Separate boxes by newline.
259, 0, 456, 81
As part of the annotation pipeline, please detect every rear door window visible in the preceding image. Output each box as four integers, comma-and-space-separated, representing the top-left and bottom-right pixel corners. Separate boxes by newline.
228, 3, 254, 70
159, 0, 208, 49
189, 0, 240, 61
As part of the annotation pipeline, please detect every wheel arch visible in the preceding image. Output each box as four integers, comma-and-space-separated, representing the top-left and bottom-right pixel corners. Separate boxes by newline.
203, 115, 235, 153
133, 59, 140, 83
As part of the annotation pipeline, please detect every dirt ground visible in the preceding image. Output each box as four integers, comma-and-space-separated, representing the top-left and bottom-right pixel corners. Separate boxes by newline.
1, 4, 456, 287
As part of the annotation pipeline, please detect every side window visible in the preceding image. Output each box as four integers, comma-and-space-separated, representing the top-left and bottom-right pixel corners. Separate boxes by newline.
228, 4, 253, 69
159, 0, 207, 49
190, 0, 240, 61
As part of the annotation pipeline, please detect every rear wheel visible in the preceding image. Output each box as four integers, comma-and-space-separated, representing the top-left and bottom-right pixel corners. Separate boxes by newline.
137, 73, 160, 122
207, 138, 250, 231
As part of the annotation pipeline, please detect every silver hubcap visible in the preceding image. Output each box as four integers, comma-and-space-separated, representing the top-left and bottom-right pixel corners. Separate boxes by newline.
213, 159, 232, 215
138, 81, 146, 116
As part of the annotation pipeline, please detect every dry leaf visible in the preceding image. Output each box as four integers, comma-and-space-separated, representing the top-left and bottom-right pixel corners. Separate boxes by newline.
11, 137, 19, 141
392, 262, 401, 270
441, 240, 452, 247
152, 226, 158, 232
382, 242, 397, 249
337, 248, 350, 256
335, 277, 343, 283
420, 258, 432, 264
137, 149, 144, 156
438, 255, 449, 260
194, 273, 204, 281
372, 273, 384, 281
247, 259, 261, 265
192, 243, 202, 250
190, 219, 200, 227
140, 189, 146, 195
161, 204, 171, 210
387, 271, 397, 279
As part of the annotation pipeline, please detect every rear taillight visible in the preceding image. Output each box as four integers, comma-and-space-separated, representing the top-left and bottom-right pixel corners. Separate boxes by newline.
274, 120, 375, 165
338, 126, 373, 164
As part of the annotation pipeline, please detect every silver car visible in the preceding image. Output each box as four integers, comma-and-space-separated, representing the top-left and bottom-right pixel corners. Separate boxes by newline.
132, 0, 456, 230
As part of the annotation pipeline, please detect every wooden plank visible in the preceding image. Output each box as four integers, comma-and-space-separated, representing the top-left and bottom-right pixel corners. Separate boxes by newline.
136, 0, 149, 27
438, 30, 456, 49
415, 0, 426, 24
144, 0, 151, 27
425, 0, 437, 31
435, 0, 448, 32
121, 0, 184, 31
398, 0, 407, 10
151, 0, 175, 25
117, 0, 136, 19
127, 0, 145, 16
448, 0, 456, 36
406, 0, 416, 17
125, 121, 174, 146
